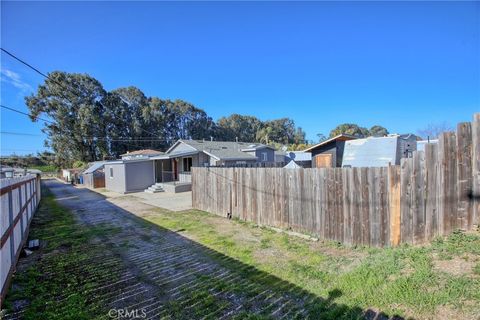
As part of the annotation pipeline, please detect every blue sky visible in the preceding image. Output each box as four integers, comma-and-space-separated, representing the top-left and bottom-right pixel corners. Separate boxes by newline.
1, 1, 479, 155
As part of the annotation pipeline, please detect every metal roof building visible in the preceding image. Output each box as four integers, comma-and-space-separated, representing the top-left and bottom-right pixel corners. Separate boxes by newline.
342, 134, 417, 167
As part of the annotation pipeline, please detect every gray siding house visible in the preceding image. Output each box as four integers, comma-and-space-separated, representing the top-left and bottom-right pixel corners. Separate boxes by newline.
104, 159, 155, 194
104, 140, 276, 194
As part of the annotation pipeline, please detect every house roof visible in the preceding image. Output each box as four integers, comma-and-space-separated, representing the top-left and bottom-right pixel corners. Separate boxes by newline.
303, 134, 358, 152
105, 158, 153, 165
342, 136, 398, 167
120, 149, 163, 157
83, 161, 107, 174
168, 140, 274, 161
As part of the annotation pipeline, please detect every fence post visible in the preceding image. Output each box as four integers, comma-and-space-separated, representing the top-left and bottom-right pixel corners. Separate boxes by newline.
19, 184, 24, 241
473, 113, 480, 225
388, 165, 401, 246
8, 191, 15, 266
456, 122, 472, 230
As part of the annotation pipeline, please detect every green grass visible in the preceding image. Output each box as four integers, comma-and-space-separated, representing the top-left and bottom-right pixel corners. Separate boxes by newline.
3, 188, 120, 320
145, 210, 480, 319
5, 189, 479, 319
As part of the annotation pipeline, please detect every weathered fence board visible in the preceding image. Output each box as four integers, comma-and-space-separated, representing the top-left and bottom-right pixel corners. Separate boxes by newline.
1, 175, 41, 307
472, 114, 480, 226
192, 114, 480, 247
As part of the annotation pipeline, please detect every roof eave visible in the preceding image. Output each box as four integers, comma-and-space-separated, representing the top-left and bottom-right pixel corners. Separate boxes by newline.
304, 134, 358, 152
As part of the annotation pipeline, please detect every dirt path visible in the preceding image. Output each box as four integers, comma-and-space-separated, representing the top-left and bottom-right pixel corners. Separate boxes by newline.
7, 179, 358, 319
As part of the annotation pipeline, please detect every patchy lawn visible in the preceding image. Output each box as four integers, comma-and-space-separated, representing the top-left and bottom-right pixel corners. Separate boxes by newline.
3, 182, 480, 320
2, 190, 123, 320
144, 209, 480, 320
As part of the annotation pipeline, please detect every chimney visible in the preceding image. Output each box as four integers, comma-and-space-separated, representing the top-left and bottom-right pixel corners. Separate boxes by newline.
235, 137, 238, 142
210, 136, 213, 141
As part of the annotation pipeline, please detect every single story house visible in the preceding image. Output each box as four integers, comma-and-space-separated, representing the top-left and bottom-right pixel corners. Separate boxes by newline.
104, 141, 276, 194
304, 134, 357, 168
81, 161, 107, 188
149, 140, 276, 186
342, 134, 417, 167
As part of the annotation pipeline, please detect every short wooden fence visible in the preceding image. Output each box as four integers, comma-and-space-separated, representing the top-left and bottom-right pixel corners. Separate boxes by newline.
192, 114, 479, 247
0, 175, 41, 306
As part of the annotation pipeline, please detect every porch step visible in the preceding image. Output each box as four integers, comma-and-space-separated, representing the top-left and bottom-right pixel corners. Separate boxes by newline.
144, 184, 164, 193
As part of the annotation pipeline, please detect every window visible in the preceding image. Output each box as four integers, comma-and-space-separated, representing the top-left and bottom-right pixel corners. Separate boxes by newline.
109, 167, 114, 178
183, 157, 193, 172
261, 152, 268, 162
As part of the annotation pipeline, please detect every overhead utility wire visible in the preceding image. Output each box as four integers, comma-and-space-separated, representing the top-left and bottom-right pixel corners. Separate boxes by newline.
1, 48, 160, 138
1, 104, 55, 124
1, 104, 170, 152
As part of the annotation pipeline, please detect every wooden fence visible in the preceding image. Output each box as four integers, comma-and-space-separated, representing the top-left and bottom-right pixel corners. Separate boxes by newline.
0, 175, 41, 307
192, 114, 480, 247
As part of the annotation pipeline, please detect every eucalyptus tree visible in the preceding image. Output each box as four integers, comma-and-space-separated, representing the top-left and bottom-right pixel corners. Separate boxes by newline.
25, 71, 108, 166
217, 114, 263, 142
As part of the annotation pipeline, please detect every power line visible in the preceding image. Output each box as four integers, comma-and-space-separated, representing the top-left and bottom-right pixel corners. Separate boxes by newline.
1, 48, 50, 79
0, 104, 55, 124
0, 105, 172, 142
0, 130, 165, 141
1, 131, 42, 136
1, 47, 160, 137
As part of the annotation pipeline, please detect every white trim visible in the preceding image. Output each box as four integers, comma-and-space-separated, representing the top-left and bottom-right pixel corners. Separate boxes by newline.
202, 150, 221, 160
151, 150, 198, 160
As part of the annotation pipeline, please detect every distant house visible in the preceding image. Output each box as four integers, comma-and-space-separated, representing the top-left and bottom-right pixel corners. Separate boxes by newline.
0, 166, 14, 178
285, 151, 311, 168
304, 134, 357, 168
342, 134, 417, 167
81, 161, 107, 188
274, 150, 287, 163
104, 141, 276, 194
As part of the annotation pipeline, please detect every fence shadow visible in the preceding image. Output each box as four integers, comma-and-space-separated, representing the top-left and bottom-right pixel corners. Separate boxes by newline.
19, 180, 407, 319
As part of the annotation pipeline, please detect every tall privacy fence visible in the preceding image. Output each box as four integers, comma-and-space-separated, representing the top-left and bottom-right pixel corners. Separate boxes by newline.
0, 175, 41, 306
192, 114, 480, 247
